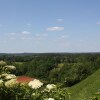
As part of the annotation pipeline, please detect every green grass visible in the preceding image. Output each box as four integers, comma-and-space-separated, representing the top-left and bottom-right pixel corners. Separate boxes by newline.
69, 68, 100, 100
14, 62, 23, 65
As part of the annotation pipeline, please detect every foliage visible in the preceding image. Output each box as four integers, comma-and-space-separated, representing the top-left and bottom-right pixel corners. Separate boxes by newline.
0, 61, 70, 100
0, 53, 100, 99
1, 53, 100, 87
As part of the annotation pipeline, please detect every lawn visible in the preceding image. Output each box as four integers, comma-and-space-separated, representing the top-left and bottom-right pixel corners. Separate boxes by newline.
69, 68, 100, 100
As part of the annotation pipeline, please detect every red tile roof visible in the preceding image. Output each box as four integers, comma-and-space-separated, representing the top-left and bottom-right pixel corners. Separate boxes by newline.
17, 76, 34, 83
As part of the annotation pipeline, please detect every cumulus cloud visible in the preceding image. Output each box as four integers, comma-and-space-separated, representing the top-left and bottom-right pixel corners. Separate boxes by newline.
21, 31, 30, 35
47, 26, 64, 31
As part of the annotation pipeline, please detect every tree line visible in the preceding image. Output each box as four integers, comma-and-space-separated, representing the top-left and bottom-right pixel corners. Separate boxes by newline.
0, 53, 100, 86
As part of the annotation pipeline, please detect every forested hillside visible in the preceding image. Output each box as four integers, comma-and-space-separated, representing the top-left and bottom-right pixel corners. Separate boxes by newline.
0, 53, 100, 87
0, 53, 100, 99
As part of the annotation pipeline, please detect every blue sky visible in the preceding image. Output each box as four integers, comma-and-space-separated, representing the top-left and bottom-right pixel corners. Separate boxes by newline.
0, 0, 100, 53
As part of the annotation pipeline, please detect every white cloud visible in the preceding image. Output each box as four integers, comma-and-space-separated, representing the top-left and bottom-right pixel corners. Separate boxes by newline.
21, 31, 30, 35
57, 19, 64, 22
47, 26, 64, 31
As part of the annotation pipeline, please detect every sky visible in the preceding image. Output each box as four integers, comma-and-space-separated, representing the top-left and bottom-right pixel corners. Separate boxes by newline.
0, 0, 100, 53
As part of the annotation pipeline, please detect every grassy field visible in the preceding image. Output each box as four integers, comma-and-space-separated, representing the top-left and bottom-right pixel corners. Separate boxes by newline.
14, 62, 23, 65
69, 68, 100, 100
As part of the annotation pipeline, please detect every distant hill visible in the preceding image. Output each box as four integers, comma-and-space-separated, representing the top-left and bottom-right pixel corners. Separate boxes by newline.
69, 68, 100, 100
0, 52, 100, 56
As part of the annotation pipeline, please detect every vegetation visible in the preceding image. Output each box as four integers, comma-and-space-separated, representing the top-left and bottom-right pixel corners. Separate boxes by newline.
6, 53, 100, 86
0, 53, 100, 99
0, 61, 70, 100
69, 68, 100, 100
